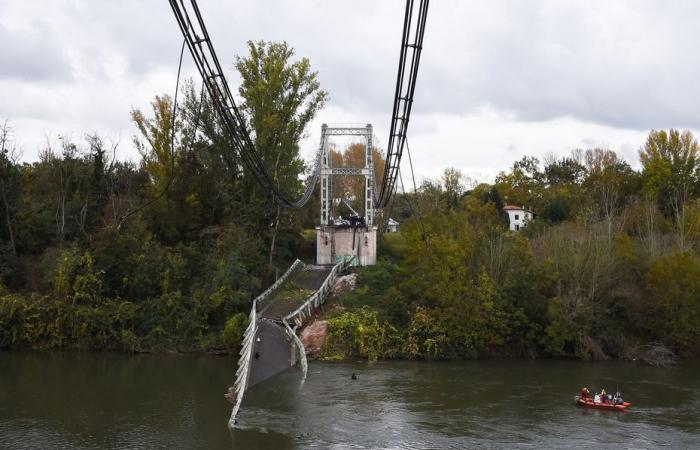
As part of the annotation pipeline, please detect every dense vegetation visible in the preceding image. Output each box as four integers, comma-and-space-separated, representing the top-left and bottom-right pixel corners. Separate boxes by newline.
325, 131, 700, 361
0, 41, 325, 353
1, 38, 698, 362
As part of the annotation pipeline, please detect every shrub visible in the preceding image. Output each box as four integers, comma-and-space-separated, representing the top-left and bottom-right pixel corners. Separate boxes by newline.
323, 306, 399, 362
221, 312, 249, 353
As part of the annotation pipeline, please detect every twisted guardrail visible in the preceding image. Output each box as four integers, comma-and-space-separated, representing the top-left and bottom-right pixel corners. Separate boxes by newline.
281, 256, 356, 386
228, 259, 304, 427
228, 256, 355, 427
283, 256, 355, 327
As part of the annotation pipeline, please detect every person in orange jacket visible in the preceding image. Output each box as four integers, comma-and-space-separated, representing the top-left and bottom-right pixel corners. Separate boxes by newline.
580, 386, 590, 400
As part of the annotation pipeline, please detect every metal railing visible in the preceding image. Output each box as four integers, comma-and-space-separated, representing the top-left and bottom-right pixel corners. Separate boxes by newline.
228, 256, 355, 427
228, 258, 304, 427
281, 256, 356, 382
283, 256, 355, 327
228, 301, 256, 426
256, 259, 305, 313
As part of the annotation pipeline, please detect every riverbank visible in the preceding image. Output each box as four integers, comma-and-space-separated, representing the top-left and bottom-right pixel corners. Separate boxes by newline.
296, 246, 694, 365
0, 257, 692, 366
0, 288, 249, 354
302, 301, 684, 367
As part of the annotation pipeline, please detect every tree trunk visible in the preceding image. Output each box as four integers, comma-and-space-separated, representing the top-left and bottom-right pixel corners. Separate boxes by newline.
267, 202, 282, 278
0, 179, 16, 254
58, 166, 67, 248
266, 149, 284, 281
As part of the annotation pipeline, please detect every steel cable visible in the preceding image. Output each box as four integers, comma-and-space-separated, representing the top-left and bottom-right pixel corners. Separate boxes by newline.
168, 0, 428, 212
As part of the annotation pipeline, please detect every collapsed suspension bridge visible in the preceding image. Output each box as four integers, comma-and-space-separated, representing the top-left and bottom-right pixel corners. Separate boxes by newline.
167, 0, 429, 427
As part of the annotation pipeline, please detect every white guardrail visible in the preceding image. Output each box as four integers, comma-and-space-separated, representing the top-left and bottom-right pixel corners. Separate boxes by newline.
281, 256, 356, 386
228, 256, 355, 428
228, 259, 304, 427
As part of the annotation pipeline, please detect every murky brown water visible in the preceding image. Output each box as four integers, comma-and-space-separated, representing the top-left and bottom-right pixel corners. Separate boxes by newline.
1, 353, 698, 449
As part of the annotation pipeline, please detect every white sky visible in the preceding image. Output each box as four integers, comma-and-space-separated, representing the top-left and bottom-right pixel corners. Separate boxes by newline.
2, 0, 700, 184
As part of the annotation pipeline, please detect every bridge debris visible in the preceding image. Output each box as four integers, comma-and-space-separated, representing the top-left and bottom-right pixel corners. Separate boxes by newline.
228, 256, 355, 428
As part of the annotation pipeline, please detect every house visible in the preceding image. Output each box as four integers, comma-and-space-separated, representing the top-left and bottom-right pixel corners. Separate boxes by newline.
386, 218, 399, 233
503, 205, 532, 231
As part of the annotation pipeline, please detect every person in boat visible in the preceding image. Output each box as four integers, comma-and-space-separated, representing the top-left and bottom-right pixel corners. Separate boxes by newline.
600, 388, 607, 403
580, 387, 590, 400
613, 391, 624, 405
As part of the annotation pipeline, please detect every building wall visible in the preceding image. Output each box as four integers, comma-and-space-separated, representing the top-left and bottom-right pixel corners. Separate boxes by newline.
316, 226, 377, 266
506, 210, 531, 231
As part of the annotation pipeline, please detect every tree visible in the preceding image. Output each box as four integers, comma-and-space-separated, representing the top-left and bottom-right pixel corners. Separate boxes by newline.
329, 143, 385, 217
42, 136, 96, 247
442, 167, 465, 209
583, 148, 638, 246
639, 129, 699, 251
495, 156, 544, 209
544, 154, 585, 187
0, 121, 20, 254
235, 40, 328, 277
131, 95, 178, 194
645, 253, 700, 352
533, 221, 623, 358
131, 93, 218, 243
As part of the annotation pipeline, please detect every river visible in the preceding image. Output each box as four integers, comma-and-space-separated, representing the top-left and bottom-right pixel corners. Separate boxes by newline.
1, 353, 698, 449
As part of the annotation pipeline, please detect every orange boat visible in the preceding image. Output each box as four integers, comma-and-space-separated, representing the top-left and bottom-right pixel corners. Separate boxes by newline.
575, 395, 631, 410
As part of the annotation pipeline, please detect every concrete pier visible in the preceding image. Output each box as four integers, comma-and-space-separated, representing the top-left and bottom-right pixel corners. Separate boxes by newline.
316, 225, 377, 266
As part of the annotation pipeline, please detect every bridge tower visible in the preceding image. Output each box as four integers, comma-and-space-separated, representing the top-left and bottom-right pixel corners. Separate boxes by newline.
316, 123, 377, 266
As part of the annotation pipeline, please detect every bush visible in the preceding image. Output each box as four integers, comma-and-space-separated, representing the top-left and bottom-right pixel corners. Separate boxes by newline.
644, 253, 700, 353
323, 306, 399, 362
221, 312, 249, 353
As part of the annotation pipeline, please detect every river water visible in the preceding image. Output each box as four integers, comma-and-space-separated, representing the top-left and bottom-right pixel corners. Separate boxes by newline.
1, 353, 698, 449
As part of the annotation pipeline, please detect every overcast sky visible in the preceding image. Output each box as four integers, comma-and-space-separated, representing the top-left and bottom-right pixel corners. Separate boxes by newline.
2, 0, 700, 183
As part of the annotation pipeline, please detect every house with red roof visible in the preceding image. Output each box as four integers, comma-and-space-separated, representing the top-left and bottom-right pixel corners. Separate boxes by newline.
503, 205, 533, 231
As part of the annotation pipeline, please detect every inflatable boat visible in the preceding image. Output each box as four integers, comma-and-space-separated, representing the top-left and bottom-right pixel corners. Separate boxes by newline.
575, 395, 631, 410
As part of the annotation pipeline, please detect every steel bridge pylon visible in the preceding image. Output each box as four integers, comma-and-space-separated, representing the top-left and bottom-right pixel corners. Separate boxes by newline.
317, 123, 377, 266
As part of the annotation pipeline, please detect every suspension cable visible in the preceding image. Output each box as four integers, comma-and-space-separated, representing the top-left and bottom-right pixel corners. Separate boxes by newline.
405, 137, 418, 196
168, 0, 325, 209
404, 136, 426, 239
167, 0, 428, 212
377, 0, 429, 208
398, 165, 426, 241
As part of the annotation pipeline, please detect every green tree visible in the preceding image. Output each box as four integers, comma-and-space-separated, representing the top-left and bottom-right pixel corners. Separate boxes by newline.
442, 167, 465, 209
495, 156, 544, 209
645, 253, 700, 352
132, 95, 178, 190
0, 121, 20, 255
235, 40, 328, 278
639, 129, 699, 251
131, 92, 226, 243
583, 148, 639, 246
544, 154, 585, 187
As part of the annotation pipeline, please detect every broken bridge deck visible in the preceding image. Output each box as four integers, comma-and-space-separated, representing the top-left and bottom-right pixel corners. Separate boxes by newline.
259, 266, 332, 321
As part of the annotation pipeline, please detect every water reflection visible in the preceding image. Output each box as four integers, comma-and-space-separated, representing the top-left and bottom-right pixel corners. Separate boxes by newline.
1, 353, 699, 449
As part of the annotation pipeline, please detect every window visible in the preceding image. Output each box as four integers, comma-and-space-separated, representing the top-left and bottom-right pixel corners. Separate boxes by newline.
515, 214, 519, 220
